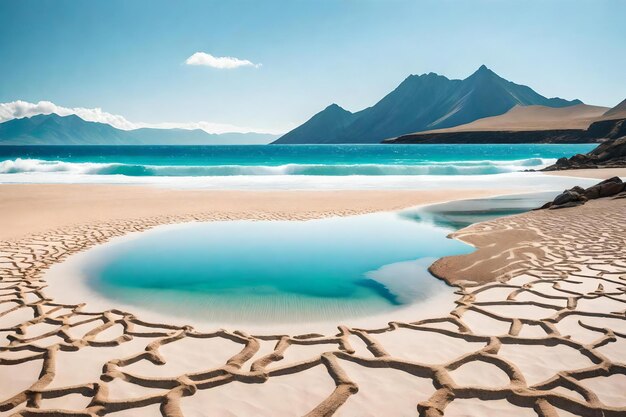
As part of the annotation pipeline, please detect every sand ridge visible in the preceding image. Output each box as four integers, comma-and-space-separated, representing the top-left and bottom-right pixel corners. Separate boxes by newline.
0, 199, 625, 416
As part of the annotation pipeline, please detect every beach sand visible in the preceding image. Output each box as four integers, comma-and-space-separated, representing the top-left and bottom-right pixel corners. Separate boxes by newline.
0, 185, 512, 241
543, 167, 626, 179
1, 184, 625, 416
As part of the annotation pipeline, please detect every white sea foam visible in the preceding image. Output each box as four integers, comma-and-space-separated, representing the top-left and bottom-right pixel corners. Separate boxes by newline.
0, 157, 555, 177
0, 156, 600, 191
0, 170, 598, 191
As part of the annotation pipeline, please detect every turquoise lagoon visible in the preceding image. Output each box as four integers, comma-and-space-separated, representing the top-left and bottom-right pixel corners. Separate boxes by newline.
76, 193, 552, 323
81, 212, 471, 323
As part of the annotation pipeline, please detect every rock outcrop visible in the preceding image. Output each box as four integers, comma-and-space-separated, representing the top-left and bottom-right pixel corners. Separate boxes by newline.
536, 177, 625, 209
542, 135, 626, 170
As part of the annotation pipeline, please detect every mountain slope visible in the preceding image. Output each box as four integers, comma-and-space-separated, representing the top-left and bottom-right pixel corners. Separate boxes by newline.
598, 98, 626, 121
415, 104, 609, 133
272, 104, 354, 145
273, 65, 581, 144
0, 114, 129, 145
0, 114, 278, 145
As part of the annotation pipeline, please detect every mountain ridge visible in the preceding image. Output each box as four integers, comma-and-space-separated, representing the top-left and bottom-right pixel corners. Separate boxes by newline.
0, 114, 278, 145
273, 65, 582, 144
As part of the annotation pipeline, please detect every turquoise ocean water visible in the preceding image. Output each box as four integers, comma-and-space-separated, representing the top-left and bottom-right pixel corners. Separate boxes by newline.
0, 144, 594, 177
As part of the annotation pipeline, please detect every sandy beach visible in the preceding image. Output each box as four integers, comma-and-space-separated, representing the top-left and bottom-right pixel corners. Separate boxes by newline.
0, 185, 513, 241
543, 167, 626, 179
2, 0, 625, 415
1, 182, 625, 416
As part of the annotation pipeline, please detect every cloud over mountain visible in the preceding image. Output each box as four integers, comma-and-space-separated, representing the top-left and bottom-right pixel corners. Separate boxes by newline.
0, 100, 135, 130
0, 100, 278, 134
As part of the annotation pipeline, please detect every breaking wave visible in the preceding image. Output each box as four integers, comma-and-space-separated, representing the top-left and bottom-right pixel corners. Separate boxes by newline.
0, 157, 554, 177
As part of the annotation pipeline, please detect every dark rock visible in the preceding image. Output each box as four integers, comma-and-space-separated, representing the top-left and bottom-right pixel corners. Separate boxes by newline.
570, 154, 588, 163
599, 181, 625, 197
553, 190, 584, 206
590, 136, 626, 161
536, 177, 623, 209
543, 135, 626, 171
549, 201, 585, 210
584, 186, 601, 199
534, 201, 553, 210
586, 118, 626, 140
596, 176, 622, 185
584, 176, 624, 199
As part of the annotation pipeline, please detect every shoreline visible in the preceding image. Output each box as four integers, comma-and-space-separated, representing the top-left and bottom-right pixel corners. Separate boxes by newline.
543, 167, 626, 179
1, 167, 621, 241
0, 185, 515, 241
42, 214, 462, 335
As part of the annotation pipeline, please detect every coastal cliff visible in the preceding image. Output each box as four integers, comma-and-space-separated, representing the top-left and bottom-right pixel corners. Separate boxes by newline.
385, 117, 626, 145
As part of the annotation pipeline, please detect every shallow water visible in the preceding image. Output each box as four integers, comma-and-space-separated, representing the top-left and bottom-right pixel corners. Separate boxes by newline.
81, 213, 472, 323
405, 191, 559, 229
70, 192, 555, 324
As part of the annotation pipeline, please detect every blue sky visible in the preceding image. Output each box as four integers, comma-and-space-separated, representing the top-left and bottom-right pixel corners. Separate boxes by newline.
1, 0, 625, 133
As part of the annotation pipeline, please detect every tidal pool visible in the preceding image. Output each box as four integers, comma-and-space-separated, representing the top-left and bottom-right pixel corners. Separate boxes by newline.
75, 212, 471, 323
67, 193, 552, 323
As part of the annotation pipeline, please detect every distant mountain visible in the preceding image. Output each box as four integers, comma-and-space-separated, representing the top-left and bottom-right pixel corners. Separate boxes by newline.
273, 65, 582, 144
0, 114, 278, 145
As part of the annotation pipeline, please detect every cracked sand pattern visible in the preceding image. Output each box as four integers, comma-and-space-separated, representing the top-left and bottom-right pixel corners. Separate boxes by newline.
0, 198, 625, 416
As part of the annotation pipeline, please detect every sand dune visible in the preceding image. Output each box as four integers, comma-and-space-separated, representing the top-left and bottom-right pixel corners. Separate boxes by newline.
597, 98, 626, 121
420, 104, 609, 133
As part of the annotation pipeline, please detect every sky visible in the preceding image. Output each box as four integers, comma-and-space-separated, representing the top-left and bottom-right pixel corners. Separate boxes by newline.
1, 0, 625, 133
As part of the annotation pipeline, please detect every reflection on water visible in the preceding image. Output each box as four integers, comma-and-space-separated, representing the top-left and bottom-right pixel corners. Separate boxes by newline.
403, 191, 557, 230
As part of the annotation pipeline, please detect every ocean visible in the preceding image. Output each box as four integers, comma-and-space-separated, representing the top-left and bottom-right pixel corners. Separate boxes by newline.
0, 144, 596, 190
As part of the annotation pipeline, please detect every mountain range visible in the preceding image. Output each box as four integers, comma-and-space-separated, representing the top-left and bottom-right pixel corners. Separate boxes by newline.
273, 65, 583, 144
0, 114, 278, 145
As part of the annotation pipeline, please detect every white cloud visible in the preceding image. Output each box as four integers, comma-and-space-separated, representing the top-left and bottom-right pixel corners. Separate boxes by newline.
0, 100, 282, 134
185, 52, 261, 69
0, 100, 137, 130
